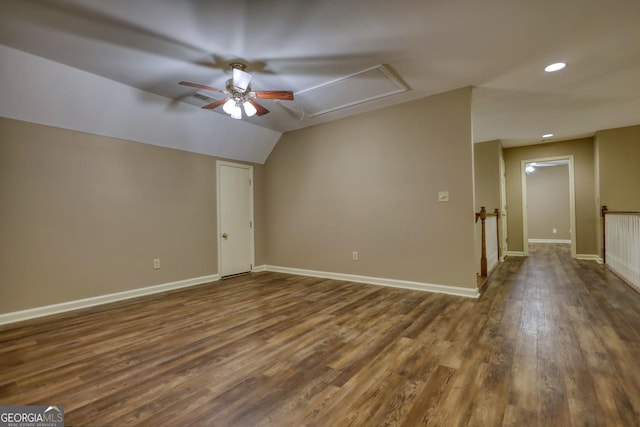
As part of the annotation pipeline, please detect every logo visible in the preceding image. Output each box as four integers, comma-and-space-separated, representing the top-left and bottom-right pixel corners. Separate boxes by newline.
0, 405, 64, 427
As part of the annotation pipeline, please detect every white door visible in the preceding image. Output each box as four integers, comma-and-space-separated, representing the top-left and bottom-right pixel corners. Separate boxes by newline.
218, 162, 253, 277
500, 157, 508, 258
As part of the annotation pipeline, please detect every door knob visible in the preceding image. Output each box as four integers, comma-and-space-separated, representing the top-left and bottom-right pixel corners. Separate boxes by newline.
222, 233, 228, 239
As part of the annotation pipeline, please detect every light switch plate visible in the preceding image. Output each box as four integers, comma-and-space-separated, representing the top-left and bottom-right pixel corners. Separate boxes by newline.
438, 191, 449, 202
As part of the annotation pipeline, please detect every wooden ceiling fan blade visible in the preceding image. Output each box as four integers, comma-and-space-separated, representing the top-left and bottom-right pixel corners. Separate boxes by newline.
179, 81, 224, 93
248, 99, 269, 116
254, 90, 294, 100
202, 98, 228, 109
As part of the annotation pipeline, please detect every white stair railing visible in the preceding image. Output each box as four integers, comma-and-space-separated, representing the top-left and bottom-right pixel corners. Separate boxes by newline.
602, 206, 640, 291
486, 214, 498, 273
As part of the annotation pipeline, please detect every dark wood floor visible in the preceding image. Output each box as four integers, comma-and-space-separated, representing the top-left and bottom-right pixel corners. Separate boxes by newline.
2, 244, 640, 426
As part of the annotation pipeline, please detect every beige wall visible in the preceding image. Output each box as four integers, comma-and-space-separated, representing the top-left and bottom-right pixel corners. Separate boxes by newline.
263, 87, 477, 288
474, 140, 502, 212
526, 165, 571, 240
596, 124, 640, 211
252, 165, 266, 267
474, 139, 503, 273
594, 124, 640, 257
503, 138, 597, 255
0, 117, 264, 313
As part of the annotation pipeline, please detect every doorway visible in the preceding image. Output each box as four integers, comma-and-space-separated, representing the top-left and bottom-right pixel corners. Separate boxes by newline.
217, 161, 254, 277
521, 155, 576, 258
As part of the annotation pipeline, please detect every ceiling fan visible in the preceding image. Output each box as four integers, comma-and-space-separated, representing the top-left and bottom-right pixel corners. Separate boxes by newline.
179, 62, 294, 119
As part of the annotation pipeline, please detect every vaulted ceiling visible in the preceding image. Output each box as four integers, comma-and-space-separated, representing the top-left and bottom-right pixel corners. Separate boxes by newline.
1, 0, 639, 161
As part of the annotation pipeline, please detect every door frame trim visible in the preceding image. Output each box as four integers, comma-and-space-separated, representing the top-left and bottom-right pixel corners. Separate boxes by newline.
217, 160, 255, 277
520, 155, 576, 258
499, 154, 508, 260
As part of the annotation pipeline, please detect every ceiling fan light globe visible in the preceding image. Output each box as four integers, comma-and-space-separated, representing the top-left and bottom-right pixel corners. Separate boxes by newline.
223, 98, 236, 115
244, 101, 257, 117
230, 101, 243, 119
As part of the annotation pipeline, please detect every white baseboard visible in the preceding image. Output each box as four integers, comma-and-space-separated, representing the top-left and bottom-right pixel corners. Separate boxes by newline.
576, 254, 603, 264
262, 265, 480, 299
528, 238, 572, 244
505, 251, 525, 257
1, 262, 483, 325
0, 274, 219, 326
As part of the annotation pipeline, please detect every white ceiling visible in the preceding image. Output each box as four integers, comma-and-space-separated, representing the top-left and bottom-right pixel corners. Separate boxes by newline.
1, 0, 640, 151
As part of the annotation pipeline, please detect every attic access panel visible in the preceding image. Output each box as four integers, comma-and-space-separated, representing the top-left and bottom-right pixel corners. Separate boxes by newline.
294, 65, 408, 118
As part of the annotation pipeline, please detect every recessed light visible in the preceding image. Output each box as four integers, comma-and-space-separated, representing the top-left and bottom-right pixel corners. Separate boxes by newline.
542, 133, 554, 138
545, 62, 566, 72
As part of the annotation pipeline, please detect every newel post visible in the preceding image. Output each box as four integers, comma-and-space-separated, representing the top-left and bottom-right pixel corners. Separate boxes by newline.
476, 206, 488, 277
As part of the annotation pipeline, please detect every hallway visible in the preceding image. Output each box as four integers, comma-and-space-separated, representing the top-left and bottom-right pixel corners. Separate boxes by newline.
488, 243, 640, 425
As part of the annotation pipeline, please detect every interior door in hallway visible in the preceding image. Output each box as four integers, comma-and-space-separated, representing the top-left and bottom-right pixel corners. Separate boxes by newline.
218, 161, 254, 277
